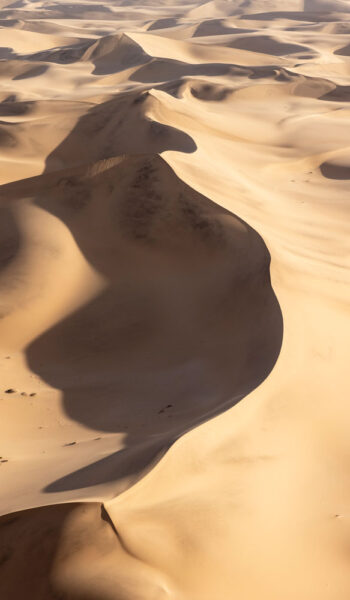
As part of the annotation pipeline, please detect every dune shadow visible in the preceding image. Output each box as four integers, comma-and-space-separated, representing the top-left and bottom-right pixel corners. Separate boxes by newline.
0, 93, 283, 494
242, 10, 339, 22
334, 43, 350, 57
0, 98, 32, 116
321, 84, 350, 103
147, 17, 179, 31
0, 205, 20, 274
40, 93, 196, 172
227, 34, 310, 56
40, 2, 113, 18
130, 58, 231, 84
0, 502, 123, 600
45, 438, 172, 493
193, 20, 255, 37
320, 161, 350, 180
29, 42, 92, 65
0, 47, 16, 59
13, 64, 49, 80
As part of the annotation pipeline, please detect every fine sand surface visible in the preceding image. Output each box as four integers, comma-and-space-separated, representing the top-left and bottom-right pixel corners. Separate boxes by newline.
0, 0, 349, 598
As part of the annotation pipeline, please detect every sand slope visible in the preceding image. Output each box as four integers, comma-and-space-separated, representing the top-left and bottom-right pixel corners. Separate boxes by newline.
0, 0, 349, 599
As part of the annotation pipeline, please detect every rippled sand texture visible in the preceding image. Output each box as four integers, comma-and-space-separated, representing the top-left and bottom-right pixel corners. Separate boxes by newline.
0, 0, 349, 598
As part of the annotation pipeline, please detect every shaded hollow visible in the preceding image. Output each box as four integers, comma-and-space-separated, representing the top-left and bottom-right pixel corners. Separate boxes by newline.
0, 502, 131, 600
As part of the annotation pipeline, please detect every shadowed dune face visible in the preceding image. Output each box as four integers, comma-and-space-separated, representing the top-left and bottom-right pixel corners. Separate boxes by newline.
0, 98, 32, 115
193, 19, 255, 37
321, 84, 350, 102
13, 64, 48, 79
83, 34, 151, 75
0, 46, 16, 58
320, 161, 350, 179
228, 35, 311, 56
0, 503, 127, 600
334, 42, 350, 56
0, 504, 76, 600
14, 149, 282, 492
29, 42, 92, 64
0, 206, 20, 272
130, 59, 231, 84
43, 94, 197, 172
148, 17, 179, 31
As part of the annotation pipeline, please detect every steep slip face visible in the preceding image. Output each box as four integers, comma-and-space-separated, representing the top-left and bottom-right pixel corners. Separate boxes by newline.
0, 502, 153, 600
0, 0, 350, 599
0, 153, 282, 500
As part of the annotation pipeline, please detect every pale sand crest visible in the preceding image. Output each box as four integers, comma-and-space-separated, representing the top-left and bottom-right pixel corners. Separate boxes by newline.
0, 0, 349, 598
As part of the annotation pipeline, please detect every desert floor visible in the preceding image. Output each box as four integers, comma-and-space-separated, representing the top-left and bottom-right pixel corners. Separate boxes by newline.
0, 0, 349, 598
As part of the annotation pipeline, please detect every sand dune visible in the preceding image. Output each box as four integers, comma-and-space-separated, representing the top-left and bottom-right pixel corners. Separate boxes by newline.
0, 0, 349, 599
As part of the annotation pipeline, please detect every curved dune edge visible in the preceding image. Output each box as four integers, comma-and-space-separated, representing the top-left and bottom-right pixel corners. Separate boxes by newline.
0, 152, 282, 507
0, 0, 350, 598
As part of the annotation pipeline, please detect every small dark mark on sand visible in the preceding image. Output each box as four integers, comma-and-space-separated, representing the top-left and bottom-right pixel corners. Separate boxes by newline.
159, 405, 173, 413
5, 389, 16, 394
64, 441, 77, 446
1, 459, 8, 463
29, 393, 36, 397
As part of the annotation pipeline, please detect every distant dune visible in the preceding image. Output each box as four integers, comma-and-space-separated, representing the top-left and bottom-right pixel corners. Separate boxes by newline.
0, 1, 349, 599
